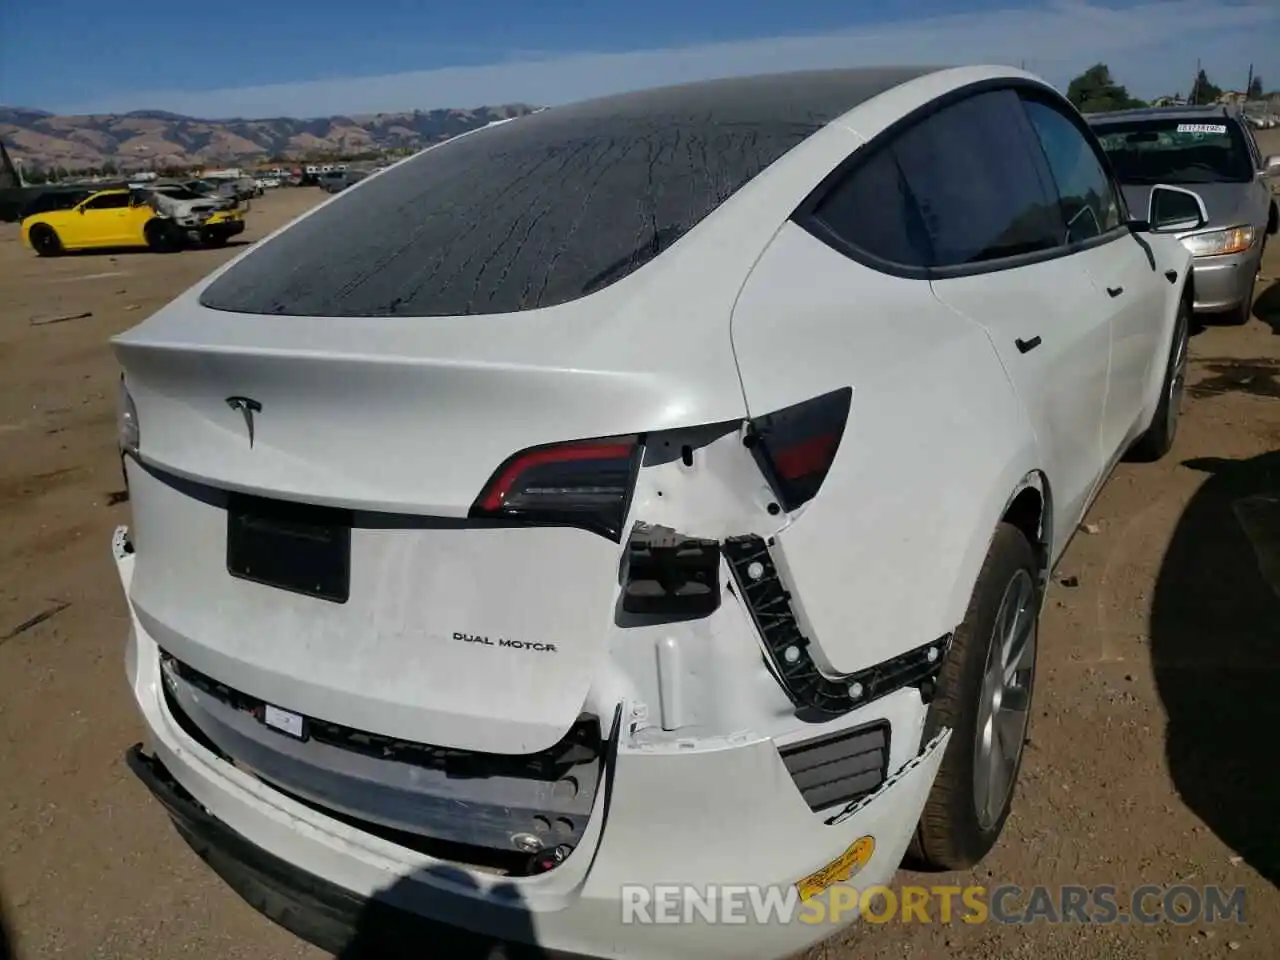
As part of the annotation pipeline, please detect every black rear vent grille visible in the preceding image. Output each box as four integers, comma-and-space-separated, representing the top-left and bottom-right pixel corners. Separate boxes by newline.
778, 721, 889, 812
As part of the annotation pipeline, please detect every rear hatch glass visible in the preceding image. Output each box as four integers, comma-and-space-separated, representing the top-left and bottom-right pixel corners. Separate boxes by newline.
198, 69, 933, 318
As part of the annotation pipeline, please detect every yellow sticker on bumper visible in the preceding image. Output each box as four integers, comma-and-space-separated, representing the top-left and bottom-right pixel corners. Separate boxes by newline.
796, 835, 876, 901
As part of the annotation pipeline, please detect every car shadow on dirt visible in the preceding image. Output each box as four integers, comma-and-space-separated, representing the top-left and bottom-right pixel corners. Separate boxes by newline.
1253, 280, 1280, 335
332, 867, 553, 959
1151, 451, 1280, 887
49, 240, 253, 258
0, 884, 14, 960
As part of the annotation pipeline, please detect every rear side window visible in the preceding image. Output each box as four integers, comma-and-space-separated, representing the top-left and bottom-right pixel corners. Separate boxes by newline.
1020, 97, 1123, 243
891, 90, 1063, 267
811, 148, 932, 267
811, 88, 1064, 270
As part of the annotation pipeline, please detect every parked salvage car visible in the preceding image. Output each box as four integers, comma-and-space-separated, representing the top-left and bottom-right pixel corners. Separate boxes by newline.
318, 168, 369, 193
144, 184, 247, 247
203, 174, 260, 200
21, 186, 244, 255
175, 178, 239, 205
1089, 104, 1280, 324
112, 66, 1200, 960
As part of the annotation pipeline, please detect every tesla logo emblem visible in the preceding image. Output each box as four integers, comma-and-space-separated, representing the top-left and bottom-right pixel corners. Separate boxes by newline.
225, 396, 262, 447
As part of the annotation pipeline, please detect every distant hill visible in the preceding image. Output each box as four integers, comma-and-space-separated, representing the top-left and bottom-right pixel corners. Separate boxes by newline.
0, 104, 539, 171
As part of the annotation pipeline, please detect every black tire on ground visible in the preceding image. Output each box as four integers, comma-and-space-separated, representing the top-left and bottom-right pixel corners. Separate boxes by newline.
200, 230, 229, 248
145, 219, 182, 253
908, 522, 1039, 871
1128, 296, 1191, 462
29, 224, 62, 257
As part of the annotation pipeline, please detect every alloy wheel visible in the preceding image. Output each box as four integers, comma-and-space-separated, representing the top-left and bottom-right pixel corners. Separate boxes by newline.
973, 568, 1036, 831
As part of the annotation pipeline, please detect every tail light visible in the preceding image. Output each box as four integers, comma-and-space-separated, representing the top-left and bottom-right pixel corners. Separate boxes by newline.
470, 436, 642, 541
117, 374, 140, 457
745, 387, 851, 512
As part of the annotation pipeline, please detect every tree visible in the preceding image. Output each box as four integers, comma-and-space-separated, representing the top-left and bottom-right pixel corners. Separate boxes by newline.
1066, 63, 1147, 114
1191, 69, 1222, 105
1247, 75, 1263, 100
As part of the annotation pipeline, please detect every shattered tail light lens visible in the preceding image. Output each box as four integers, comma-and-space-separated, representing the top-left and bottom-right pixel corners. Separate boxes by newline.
746, 387, 852, 512
470, 436, 642, 541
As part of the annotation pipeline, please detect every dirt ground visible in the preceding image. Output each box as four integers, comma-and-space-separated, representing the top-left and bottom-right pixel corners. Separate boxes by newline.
2, 147, 1280, 960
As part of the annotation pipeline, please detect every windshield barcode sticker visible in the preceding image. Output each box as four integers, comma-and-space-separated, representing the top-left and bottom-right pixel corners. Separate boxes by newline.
1176, 123, 1227, 134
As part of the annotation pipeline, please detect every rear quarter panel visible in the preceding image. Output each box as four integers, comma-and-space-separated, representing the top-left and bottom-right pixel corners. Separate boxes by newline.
26, 209, 76, 246
730, 223, 1041, 676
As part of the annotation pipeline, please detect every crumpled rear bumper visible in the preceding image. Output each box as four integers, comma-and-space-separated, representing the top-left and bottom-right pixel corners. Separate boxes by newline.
115, 526, 950, 960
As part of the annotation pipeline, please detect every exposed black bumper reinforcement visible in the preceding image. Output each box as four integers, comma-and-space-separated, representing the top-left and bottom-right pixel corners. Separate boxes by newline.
723, 535, 950, 718
124, 744, 580, 959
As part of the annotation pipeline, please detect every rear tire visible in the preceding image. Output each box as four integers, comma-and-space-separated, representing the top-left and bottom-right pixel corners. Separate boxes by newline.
1128, 297, 1190, 462
29, 224, 62, 257
909, 522, 1039, 870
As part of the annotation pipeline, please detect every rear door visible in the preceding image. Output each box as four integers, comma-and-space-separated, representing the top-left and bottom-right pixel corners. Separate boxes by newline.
1020, 94, 1168, 461
894, 88, 1112, 534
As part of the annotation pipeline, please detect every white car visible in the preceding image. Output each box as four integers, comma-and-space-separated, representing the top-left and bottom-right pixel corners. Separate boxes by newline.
112, 65, 1201, 959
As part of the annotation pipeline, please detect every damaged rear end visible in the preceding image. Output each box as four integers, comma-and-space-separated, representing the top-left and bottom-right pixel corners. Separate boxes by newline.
111, 78, 953, 955
114, 301, 747, 872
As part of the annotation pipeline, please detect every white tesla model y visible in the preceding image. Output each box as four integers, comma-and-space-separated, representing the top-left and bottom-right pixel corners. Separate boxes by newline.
112, 65, 1202, 959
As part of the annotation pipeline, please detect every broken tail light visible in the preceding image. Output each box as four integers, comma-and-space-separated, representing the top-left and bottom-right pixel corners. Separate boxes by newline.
470, 436, 642, 541
745, 387, 852, 512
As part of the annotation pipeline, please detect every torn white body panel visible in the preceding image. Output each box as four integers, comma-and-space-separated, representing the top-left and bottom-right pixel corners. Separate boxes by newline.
119, 520, 948, 958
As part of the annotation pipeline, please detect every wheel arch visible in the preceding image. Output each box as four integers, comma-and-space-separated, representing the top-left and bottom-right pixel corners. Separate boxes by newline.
25, 218, 61, 253
1000, 471, 1052, 575
933, 460, 1054, 659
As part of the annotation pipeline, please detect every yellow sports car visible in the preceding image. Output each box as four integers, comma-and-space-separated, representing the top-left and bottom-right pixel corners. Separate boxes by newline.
21, 187, 245, 256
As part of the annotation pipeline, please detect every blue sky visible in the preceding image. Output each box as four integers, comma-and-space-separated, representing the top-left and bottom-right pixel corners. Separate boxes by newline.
0, 0, 1275, 118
